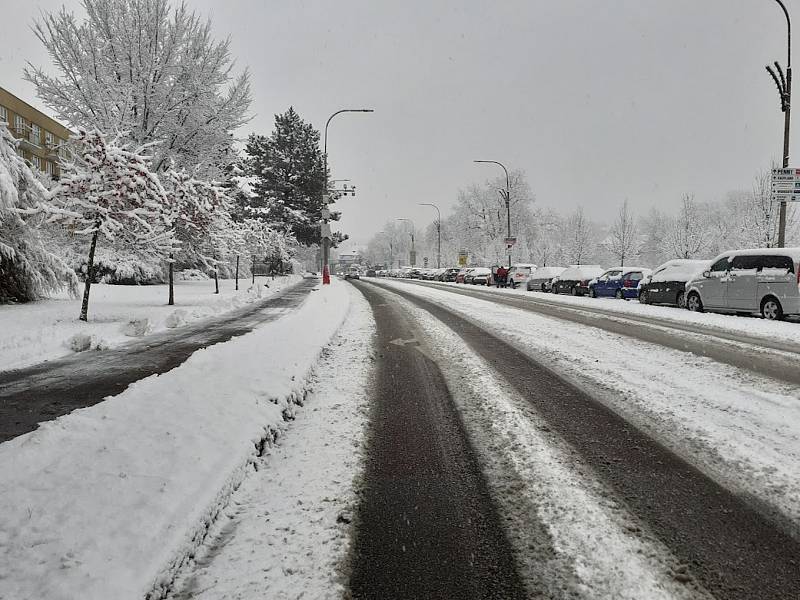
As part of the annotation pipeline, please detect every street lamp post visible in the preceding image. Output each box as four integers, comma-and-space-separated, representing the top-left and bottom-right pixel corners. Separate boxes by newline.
378, 231, 394, 269
474, 160, 512, 267
397, 218, 416, 266
321, 108, 374, 284
767, 0, 792, 247
419, 203, 442, 268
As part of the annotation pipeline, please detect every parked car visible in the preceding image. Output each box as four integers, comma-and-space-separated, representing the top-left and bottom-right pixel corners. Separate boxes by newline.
365, 269, 377, 277
470, 267, 493, 285
589, 266, 651, 299
552, 265, 605, 296
506, 263, 537, 289
441, 268, 461, 282
455, 268, 473, 283
526, 266, 567, 292
638, 259, 710, 307
684, 248, 800, 320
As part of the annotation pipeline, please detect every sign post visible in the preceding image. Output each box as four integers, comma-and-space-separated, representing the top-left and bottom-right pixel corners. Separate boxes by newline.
504, 237, 517, 249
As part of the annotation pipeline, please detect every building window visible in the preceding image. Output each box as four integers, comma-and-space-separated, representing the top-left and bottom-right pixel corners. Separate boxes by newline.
14, 115, 25, 135
0, 106, 7, 123
32, 155, 41, 170
31, 124, 41, 146
45, 160, 54, 176
45, 131, 54, 147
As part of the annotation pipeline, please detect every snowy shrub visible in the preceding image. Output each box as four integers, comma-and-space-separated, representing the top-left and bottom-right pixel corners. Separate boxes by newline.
0, 123, 78, 302
164, 310, 188, 329
67, 332, 93, 352
121, 318, 151, 337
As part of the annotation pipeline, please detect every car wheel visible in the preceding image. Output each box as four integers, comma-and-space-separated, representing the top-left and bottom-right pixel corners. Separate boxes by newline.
615, 289, 624, 300
589, 287, 597, 298
639, 290, 649, 304
687, 292, 703, 312
676, 291, 685, 309
761, 297, 784, 321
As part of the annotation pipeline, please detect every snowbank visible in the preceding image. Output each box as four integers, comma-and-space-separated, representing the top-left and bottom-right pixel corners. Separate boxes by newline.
0, 279, 351, 600
0, 275, 299, 372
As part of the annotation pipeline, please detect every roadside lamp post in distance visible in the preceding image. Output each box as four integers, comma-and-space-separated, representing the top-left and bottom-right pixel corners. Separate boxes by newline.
473, 159, 512, 267
321, 109, 374, 283
419, 203, 442, 268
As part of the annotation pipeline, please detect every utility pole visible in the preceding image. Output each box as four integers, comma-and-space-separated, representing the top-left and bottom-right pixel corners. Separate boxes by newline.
419, 203, 442, 268
474, 160, 512, 267
321, 109, 374, 284
767, 0, 792, 247
378, 231, 394, 269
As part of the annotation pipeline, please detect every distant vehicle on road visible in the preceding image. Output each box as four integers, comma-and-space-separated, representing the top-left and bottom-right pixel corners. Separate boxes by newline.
589, 267, 651, 299
685, 248, 800, 320
365, 269, 377, 277
344, 269, 361, 280
638, 259, 710, 307
526, 266, 566, 292
552, 265, 604, 296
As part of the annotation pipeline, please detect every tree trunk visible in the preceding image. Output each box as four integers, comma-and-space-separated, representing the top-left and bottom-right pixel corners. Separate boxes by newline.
79, 228, 100, 322
252, 256, 255, 284
214, 267, 219, 294
235, 255, 239, 291
168, 254, 174, 306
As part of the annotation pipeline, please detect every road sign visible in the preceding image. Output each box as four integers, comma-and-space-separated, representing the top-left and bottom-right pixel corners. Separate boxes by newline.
320, 223, 331, 239
771, 168, 800, 202
410, 250, 417, 266
458, 251, 468, 266
423, 256, 429, 267
504, 237, 517, 248
321, 208, 331, 219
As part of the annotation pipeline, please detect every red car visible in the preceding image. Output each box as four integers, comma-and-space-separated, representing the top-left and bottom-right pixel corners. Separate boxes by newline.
455, 268, 471, 283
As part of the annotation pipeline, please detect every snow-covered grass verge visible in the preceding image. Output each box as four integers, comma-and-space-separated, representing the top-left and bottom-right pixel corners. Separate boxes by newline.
376, 280, 800, 537
0, 279, 351, 600
0, 275, 300, 372
424, 280, 800, 346
168, 284, 374, 599
372, 284, 707, 599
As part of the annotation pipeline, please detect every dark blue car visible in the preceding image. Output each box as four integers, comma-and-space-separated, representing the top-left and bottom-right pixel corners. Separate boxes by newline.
588, 267, 651, 299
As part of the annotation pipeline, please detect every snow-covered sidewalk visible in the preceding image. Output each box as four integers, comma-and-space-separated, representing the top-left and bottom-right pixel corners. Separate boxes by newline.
169, 285, 374, 600
0, 275, 300, 372
0, 279, 359, 600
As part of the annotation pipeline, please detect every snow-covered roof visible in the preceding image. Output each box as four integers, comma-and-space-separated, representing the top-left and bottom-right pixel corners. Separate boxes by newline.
530, 266, 567, 278
717, 247, 800, 261
560, 265, 605, 279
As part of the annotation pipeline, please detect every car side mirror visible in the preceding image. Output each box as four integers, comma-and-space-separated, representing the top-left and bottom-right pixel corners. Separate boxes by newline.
702, 271, 710, 278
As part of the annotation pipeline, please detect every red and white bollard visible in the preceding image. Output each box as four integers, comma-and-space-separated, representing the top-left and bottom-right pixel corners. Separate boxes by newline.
322, 264, 331, 285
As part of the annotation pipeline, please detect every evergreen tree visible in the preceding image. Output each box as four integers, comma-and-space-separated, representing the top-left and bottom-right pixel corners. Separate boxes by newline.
243, 107, 330, 246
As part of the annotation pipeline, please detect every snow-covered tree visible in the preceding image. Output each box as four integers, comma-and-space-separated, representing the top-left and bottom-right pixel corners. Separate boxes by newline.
26, 0, 251, 179
243, 107, 328, 246
605, 200, 638, 266
50, 129, 174, 320
0, 124, 77, 302
563, 206, 593, 264
666, 194, 707, 259
164, 169, 232, 302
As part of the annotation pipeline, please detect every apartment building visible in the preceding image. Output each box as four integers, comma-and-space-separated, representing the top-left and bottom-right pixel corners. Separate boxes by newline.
0, 85, 73, 179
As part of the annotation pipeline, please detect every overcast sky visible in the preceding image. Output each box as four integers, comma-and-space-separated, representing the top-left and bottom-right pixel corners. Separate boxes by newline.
1, 0, 794, 250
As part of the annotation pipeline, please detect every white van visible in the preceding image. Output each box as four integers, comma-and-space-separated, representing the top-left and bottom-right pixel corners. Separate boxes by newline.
506, 263, 537, 288
684, 248, 800, 320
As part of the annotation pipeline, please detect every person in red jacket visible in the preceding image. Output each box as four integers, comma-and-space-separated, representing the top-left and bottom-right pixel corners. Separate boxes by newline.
495, 265, 508, 287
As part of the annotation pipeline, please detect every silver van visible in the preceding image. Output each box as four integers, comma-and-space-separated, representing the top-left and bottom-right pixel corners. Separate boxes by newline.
684, 248, 800, 320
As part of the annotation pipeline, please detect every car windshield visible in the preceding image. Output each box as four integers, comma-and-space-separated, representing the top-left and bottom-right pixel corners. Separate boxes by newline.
5, 3, 800, 598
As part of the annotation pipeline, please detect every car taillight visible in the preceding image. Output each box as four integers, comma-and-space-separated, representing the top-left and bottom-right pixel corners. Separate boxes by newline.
623, 279, 633, 288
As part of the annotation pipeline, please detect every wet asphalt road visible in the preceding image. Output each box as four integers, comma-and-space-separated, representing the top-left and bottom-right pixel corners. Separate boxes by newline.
348, 282, 527, 600
0, 278, 316, 443
396, 279, 800, 387
358, 279, 800, 600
